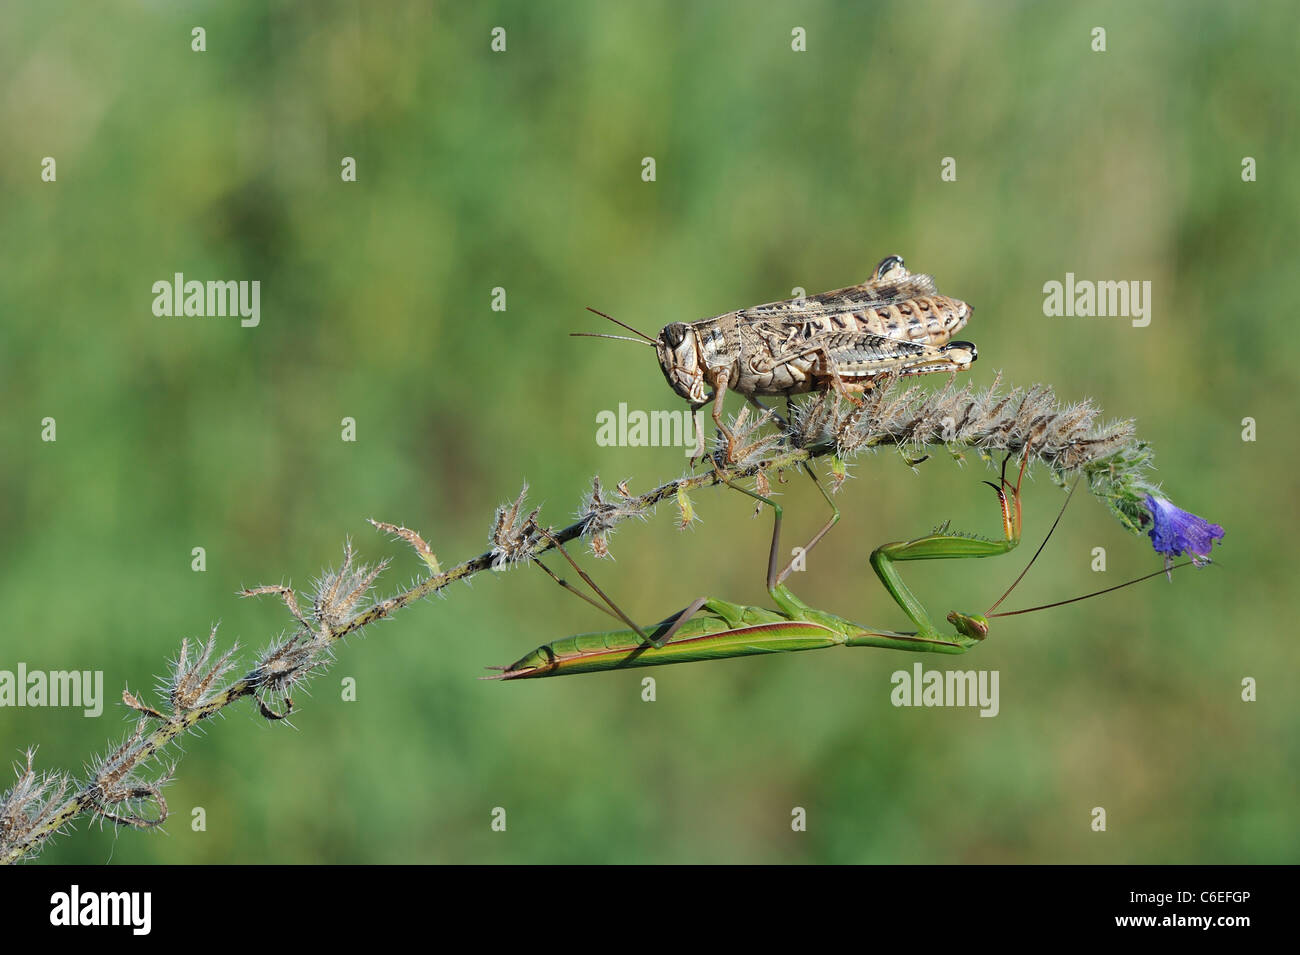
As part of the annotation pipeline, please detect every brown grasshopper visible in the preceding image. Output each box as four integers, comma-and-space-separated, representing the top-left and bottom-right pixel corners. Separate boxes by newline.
577, 255, 978, 461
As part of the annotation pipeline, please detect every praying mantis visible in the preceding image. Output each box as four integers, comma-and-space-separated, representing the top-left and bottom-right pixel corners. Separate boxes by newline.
490, 456, 1049, 680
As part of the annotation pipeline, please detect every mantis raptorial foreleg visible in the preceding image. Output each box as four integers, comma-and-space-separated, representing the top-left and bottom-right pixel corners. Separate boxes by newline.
730, 455, 1023, 642
862, 454, 1024, 645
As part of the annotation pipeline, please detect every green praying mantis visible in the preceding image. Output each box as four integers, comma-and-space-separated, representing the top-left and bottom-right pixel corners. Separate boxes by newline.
488, 454, 1166, 681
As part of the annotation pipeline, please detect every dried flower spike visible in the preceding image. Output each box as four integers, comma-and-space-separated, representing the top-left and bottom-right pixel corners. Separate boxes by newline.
167, 626, 239, 714
579, 476, 646, 559
370, 519, 441, 576
490, 482, 541, 568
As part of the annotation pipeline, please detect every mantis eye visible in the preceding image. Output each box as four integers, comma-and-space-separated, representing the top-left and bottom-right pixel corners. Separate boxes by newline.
663, 323, 688, 348
874, 255, 905, 280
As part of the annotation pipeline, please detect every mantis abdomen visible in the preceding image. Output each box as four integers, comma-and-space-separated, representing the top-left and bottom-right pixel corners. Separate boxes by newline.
494, 604, 845, 679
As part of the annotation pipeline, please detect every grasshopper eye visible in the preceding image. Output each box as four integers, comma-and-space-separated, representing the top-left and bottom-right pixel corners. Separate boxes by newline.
663, 323, 688, 348
874, 255, 905, 280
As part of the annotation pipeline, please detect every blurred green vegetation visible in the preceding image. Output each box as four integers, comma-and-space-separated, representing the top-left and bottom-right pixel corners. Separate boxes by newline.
1, 0, 1296, 863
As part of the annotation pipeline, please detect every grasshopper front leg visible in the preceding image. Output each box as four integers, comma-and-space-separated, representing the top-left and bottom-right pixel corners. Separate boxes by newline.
690, 366, 764, 468
706, 369, 738, 465
687, 369, 729, 465
688, 399, 710, 464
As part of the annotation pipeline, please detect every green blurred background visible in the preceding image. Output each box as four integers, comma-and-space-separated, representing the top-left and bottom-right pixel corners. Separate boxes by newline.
2, 0, 1297, 864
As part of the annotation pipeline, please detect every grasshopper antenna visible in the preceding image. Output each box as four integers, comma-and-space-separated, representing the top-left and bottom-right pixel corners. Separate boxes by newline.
571, 332, 655, 346
575, 306, 657, 344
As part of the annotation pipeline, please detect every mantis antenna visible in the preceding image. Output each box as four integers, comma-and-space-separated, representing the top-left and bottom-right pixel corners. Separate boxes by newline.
985, 466, 1198, 619
988, 561, 1195, 618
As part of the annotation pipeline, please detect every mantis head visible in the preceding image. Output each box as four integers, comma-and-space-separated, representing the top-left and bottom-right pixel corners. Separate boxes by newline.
947, 611, 990, 644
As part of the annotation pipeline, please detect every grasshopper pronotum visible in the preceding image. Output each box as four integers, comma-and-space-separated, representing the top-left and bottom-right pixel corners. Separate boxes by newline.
576, 255, 978, 460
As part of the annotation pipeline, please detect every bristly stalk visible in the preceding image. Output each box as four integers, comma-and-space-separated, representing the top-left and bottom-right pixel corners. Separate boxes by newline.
0, 374, 1172, 863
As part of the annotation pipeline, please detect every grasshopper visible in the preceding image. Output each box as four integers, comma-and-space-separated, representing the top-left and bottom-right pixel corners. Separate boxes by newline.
577, 255, 978, 460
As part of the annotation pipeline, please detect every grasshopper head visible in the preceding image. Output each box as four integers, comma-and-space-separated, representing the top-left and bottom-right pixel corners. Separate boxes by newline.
656, 322, 709, 403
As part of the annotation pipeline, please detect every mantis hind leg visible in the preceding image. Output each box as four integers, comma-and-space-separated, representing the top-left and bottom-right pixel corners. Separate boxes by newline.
723, 463, 840, 610
776, 464, 840, 586
535, 530, 716, 650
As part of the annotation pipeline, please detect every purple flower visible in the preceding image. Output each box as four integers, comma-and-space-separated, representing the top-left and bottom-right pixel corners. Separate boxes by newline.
1144, 494, 1224, 568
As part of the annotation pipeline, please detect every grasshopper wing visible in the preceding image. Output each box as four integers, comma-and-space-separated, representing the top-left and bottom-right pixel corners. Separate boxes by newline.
741, 272, 941, 321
